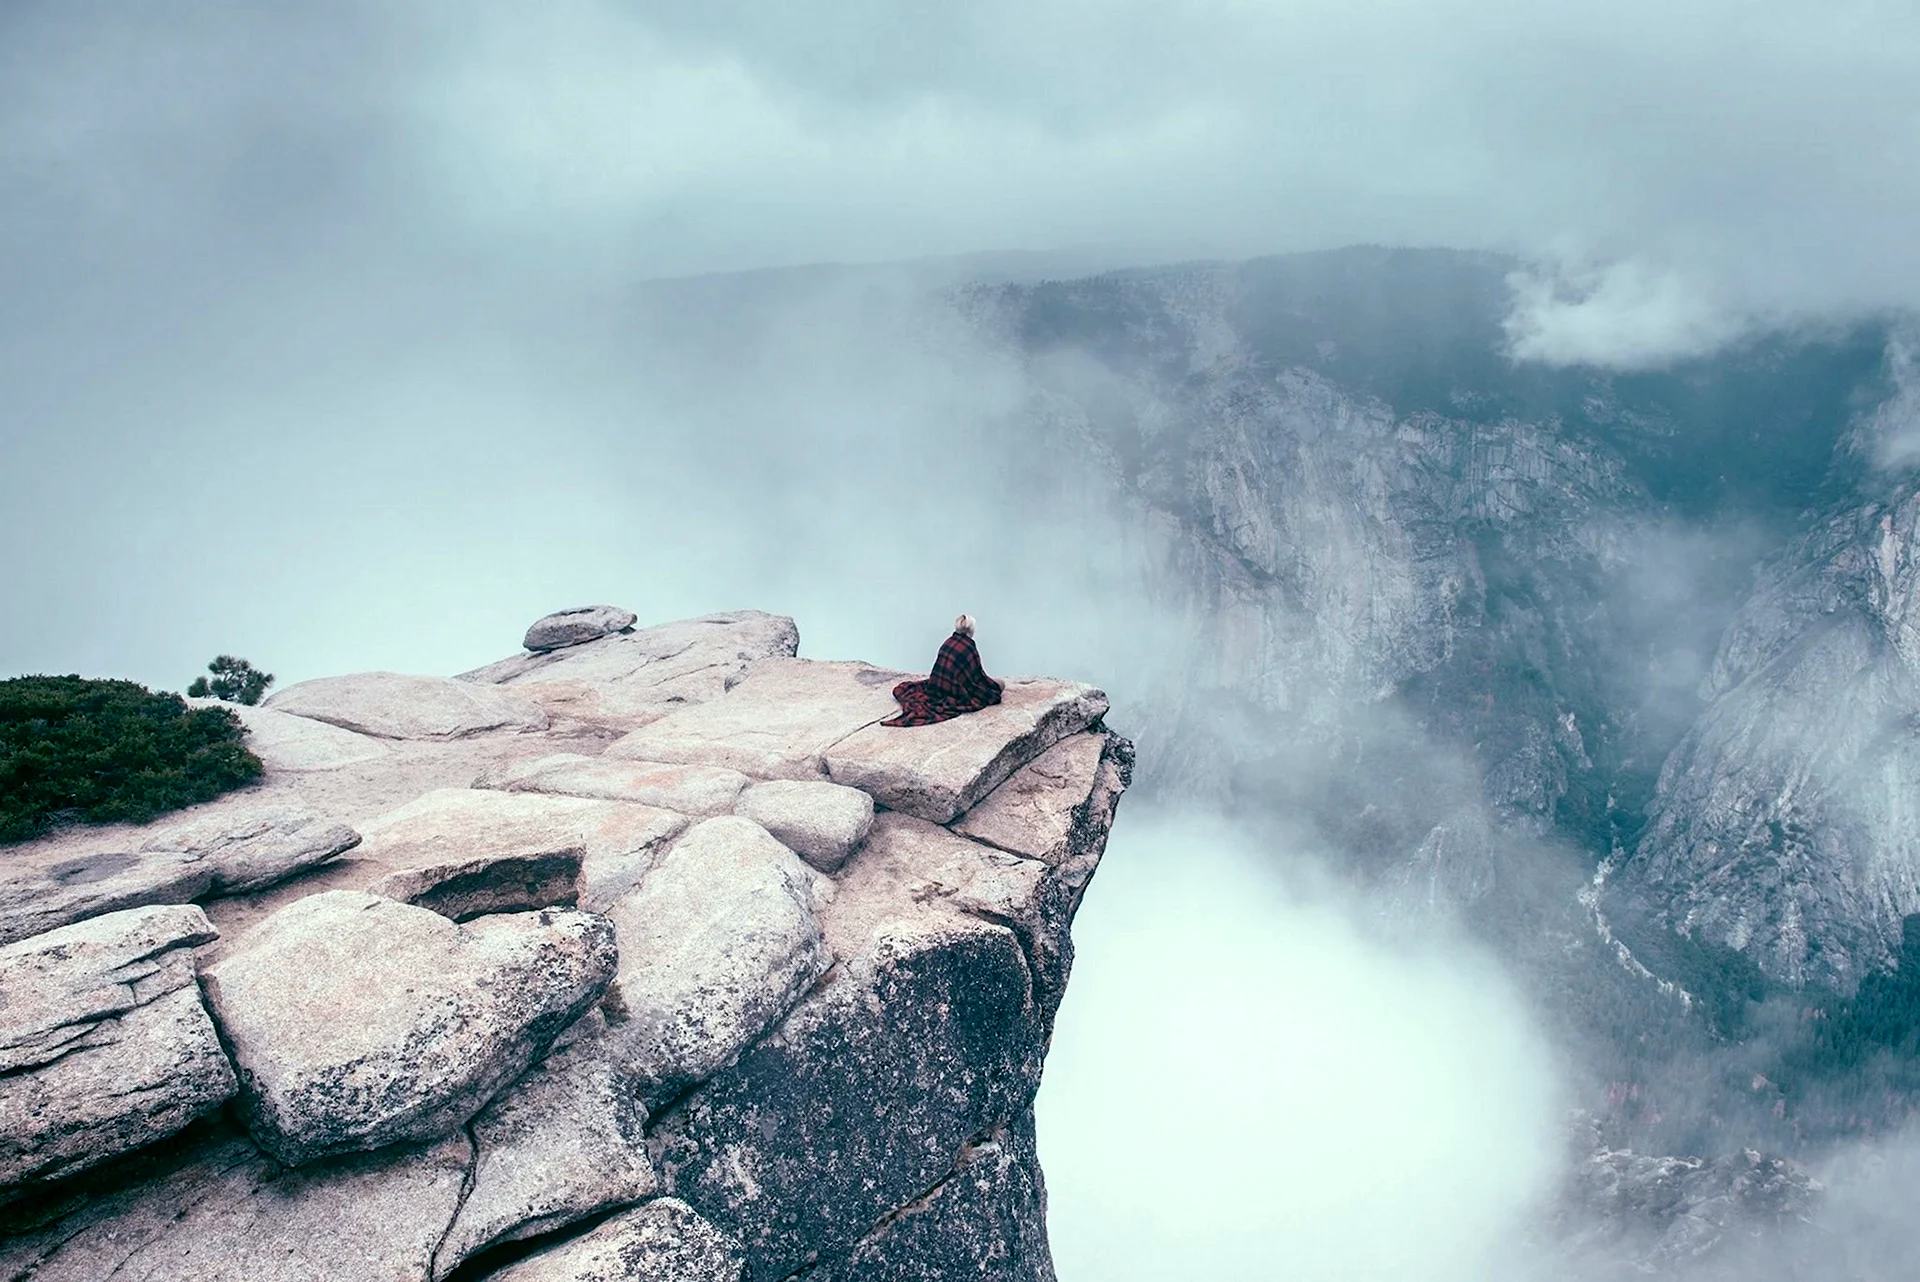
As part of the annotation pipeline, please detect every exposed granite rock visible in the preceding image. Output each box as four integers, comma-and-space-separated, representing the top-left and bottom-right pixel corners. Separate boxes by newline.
0, 1129, 473, 1282
524, 605, 638, 652
371, 849, 585, 921
732, 779, 873, 873
601, 817, 831, 1104
810, 1114, 1055, 1282
484, 1197, 743, 1282
462, 611, 800, 730
826, 679, 1109, 824
202, 891, 617, 1165
0, 803, 359, 947
952, 732, 1109, 864
478, 753, 751, 816
0, 905, 235, 1194
651, 916, 1043, 1282
0, 614, 1126, 1282
433, 1030, 657, 1277
188, 697, 390, 770
265, 672, 550, 739
354, 788, 687, 916
604, 659, 901, 779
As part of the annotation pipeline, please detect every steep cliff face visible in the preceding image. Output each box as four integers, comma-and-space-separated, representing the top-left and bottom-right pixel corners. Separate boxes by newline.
0, 609, 1129, 1281
1618, 484, 1920, 991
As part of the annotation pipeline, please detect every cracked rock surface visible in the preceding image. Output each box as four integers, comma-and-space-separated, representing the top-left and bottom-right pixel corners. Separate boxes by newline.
0, 608, 1128, 1281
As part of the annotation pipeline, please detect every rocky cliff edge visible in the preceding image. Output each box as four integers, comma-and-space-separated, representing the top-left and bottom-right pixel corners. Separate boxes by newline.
0, 608, 1131, 1282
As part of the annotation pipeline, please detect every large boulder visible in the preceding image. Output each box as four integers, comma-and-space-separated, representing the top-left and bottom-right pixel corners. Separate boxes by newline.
652, 916, 1043, 1282
0, 1129, 473, 1282
600, 817, 830, 1104
824, 679, 1109, 824
732, 780, 873, 874
353, 788, 687, 914
485, 1198, 744, 1282
0, 905, 236, 1194
264, 672, 549, 739
433, 1029, 657, 1277
201, 891, 618, 1166
524, 605, 638, 652
603, 659, 902, 779
461, 612, 800, 730
187, 698, 388, 771
478, 754, 751, 817
0, 804, 360, 947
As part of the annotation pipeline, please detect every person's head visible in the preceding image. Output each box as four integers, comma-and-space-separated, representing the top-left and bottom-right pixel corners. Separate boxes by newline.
954, 614, 976, 637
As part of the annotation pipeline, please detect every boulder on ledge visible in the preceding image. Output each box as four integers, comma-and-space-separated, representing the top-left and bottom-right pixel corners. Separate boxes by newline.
201, 891, 617, 1166
524, 605, 638, 653
0, 904, 236, 1194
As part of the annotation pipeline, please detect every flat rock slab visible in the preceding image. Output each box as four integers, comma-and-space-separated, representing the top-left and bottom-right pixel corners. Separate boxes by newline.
733, 780, 874, 874
824, 679, 1109, 824
0, 1130, 473, 1282
601, 816, 830, 1103
479, 754, 751, 817
524, 605, 638, 652
0, 904, 236, 1193
653, 916, 1042, 1281
603, 659, 903, 780
487, 1198, 744, 1282
371, 849, 584, 921
0, 803, 360, 948
463, 612, 801, 730
353, 788, 689, 915
951, 732, 1109, 864
188, 698, 389, 771
432, 1033, 657, 1277
202, 891, 618, 1166
265, 672, 549, 740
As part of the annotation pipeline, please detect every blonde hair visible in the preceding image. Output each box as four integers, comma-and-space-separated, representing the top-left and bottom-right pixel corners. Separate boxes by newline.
954, 614, 976, 636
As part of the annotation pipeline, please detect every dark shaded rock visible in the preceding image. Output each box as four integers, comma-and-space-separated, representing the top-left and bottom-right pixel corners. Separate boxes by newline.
524, 606, 639, 653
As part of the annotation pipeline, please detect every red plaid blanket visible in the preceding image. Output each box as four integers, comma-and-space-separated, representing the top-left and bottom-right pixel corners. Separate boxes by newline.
881, 631, 1004, 727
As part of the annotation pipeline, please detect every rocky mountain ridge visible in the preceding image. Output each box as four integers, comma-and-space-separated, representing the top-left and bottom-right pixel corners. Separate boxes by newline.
0, 608, 1129, 1281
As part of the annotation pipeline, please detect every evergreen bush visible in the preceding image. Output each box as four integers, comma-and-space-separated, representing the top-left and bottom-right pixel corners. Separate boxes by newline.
0, 675, 263, 844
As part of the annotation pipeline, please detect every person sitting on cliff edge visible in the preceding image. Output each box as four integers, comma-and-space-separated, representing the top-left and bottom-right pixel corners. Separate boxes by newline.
881, 614, 1005, 727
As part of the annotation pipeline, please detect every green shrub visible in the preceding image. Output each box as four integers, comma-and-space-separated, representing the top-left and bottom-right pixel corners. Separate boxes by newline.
0, 675, 263, 844
185, 654, 274, 706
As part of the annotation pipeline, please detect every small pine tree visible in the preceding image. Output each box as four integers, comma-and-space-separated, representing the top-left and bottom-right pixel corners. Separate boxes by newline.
186, 655, 274, 706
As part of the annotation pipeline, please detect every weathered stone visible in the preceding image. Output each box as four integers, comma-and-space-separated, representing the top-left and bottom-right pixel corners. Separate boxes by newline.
463, 612, 800, 730
810, 1114, 1055, 1282
188, 697, 389, 771
0, 804, 360, 947
265, 672, 549, 739
0, 905, 236, 1194
824, 679, 1109, 824
601, 817, 830, 1103
202, 891, 617, 1166
484, 1198, 744, 1282
653, 916, 1043, 1281
371, 850, 584, 921
732, 780, 874, 873
353, 789, 687, 915
604, 659, 901, 779
478, 754, 751, 817
524, 605, 638, 652
432, 1033, 657, 1278
952, 732, 1108, 864
0, 1128, 472, 1282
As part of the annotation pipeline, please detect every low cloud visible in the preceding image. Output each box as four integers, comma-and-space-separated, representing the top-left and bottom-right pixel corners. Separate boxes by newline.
1501, 259, 1761, 370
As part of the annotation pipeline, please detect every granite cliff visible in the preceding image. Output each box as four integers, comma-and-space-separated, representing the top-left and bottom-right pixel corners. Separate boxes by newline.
0, 608, 1129, 1281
